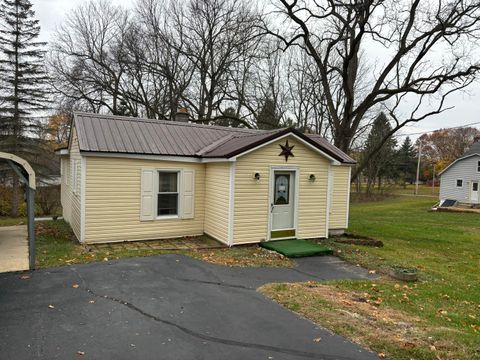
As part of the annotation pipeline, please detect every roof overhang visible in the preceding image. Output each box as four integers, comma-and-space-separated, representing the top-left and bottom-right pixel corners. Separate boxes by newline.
228, 131, 342, 165
80, 151, 234, 163
216, 128, 355, 165
438, 153, 480, 176
55, 148, 69, 156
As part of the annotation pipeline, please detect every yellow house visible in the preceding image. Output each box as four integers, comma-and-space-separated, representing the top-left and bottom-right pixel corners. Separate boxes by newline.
57, 112, 355, 245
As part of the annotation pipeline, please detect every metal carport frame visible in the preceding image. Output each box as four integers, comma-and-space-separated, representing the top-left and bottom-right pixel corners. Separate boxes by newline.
0, 152, 36, 270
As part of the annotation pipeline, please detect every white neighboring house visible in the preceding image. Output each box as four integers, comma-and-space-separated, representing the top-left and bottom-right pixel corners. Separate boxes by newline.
439, 139, 480, 205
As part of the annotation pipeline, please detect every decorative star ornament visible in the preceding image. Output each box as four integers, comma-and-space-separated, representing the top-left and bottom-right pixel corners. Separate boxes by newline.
279, 140, 295, 161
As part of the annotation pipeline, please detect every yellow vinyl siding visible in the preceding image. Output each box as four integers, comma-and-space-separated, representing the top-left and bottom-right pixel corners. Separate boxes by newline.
60, 157, 71, 223
329, 166, 351, 229
204, 162, 230, 244
233, 136, 330, 244
65, 127, 82, 241
84, 157, 205, 243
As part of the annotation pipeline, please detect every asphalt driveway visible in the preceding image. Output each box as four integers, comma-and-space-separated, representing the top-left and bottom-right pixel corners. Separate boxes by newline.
0, 255, 378, 360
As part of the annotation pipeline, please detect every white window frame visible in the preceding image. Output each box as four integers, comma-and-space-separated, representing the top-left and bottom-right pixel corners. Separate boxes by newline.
456, 178, 463, 188
156, 169, 181, 219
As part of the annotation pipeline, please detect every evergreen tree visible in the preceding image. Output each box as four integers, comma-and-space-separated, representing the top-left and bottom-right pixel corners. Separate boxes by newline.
215, 107, 241, 128
0, 0, 50, 216
363, 112, 397, 193
256, 98, 281, 130
396, 137, 417, 185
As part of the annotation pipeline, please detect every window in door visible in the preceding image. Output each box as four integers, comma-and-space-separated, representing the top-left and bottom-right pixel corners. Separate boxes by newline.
473, 182, 478, 192
157, 171, 179, 216
274, 174, 290, 205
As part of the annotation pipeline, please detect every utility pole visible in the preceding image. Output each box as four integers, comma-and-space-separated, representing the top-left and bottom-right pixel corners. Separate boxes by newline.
432, 164, 435, 195
415, 141, 422, 196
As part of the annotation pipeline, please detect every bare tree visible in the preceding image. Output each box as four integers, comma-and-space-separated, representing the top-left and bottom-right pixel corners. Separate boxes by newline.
48, 1, 132, 114
163, 0, 262, 123
265, 0, 480, 177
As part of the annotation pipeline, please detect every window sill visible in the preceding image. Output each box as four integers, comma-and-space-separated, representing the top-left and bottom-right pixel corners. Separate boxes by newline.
155, 215, 180, 220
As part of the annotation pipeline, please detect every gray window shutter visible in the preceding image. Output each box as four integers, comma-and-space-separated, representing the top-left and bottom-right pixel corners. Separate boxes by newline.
140, 169, 155, 221
182, 170, 195, 219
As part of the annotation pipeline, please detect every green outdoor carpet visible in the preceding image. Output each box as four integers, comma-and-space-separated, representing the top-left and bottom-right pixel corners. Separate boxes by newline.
260, 239, 333, 258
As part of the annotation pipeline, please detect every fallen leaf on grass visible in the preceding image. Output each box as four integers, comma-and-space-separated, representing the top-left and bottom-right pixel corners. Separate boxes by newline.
378, 352, 386, 358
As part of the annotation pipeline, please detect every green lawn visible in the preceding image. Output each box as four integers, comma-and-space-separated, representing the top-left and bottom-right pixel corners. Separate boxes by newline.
351, 183, 439, 197
261, 197, 480, 360
0, 217, 26, 227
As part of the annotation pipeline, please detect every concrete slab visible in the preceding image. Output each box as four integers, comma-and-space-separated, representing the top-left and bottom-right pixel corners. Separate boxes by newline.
0, 225, 29, 273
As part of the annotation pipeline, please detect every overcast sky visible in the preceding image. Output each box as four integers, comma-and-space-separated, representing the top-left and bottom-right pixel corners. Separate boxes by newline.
33, 0, 480, 139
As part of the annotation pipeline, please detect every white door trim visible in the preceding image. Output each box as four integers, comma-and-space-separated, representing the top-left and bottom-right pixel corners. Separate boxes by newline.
267, 166, 299, 241
470, 180, 479, 203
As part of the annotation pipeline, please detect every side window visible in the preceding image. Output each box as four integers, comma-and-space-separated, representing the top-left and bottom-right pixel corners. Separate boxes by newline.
477, 160, 480, 172
157, 171, 179, 216
456, 179, 463, 188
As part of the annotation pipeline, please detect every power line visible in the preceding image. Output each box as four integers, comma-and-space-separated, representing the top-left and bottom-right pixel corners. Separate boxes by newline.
393, 121, 480, 137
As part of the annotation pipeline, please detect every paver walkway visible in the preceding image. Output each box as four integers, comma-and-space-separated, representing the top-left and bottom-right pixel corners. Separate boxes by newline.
0, 225, 28, 273
0, 254, 379, 359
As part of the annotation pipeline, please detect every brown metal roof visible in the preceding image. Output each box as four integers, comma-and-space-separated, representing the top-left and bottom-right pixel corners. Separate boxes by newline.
73, 112, 355, 164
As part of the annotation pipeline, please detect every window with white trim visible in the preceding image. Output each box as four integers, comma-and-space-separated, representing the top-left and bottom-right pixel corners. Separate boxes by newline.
157, 171, 179, 216
456, 179, 463, 188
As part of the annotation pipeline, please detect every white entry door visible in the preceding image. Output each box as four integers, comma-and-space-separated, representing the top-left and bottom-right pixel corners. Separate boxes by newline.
470, 181, 479, 202
271, 171, 295, 232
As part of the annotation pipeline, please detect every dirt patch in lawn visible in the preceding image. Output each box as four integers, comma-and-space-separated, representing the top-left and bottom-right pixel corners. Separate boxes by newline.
192, 247, 295, 267
260, 282, 468, 360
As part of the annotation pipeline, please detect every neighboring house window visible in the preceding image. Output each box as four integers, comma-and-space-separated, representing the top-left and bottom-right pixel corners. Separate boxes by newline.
456, 179, 463, 188
157, 171, 179, 216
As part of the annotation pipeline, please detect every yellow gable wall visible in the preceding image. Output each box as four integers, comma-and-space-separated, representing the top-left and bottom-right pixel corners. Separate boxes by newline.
233, 136, 330, 244
85, 157, 205, 243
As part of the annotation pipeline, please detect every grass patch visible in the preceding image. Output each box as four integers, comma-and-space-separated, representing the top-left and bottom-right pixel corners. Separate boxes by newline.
35, 220, 293, 269
262, 197, 480, 360
260, 282, 457, 360
0, 216, 26, 227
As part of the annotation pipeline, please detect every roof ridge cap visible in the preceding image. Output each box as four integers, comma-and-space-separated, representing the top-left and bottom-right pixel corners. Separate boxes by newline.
195, 133, 237, 156
73, 111, 259, 134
